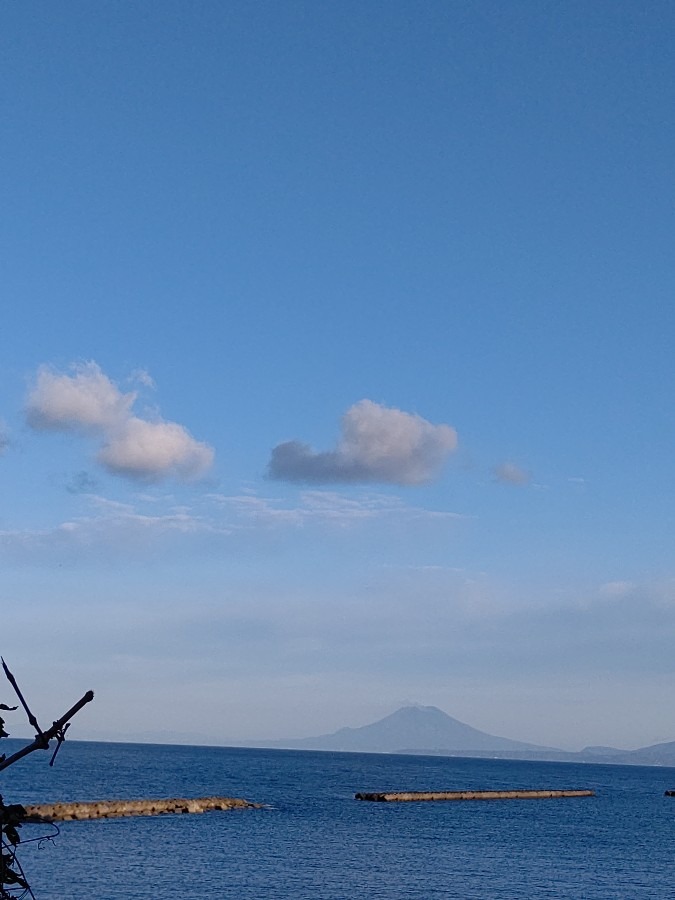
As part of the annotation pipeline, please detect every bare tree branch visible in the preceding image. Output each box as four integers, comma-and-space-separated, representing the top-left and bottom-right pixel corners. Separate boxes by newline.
0, 691, 94, 773
1, 659, 94, 898
1, 660, 44, 740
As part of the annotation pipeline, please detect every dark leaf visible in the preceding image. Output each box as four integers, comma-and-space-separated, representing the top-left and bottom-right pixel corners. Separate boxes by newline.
0, 706, 16, 712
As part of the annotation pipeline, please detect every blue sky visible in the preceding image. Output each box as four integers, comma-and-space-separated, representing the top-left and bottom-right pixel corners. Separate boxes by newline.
2, 0, 674, 750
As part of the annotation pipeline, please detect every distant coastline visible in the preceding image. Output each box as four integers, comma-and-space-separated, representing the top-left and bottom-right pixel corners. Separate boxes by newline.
256, 705, 675, 768
13, 704, 675, 768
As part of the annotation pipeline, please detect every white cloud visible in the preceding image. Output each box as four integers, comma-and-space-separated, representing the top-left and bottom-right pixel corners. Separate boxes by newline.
25, 361, 214, 482
99, 417, 214, 481
268, 400, 457, 485
492, 461, 531, 486
26, 362, 134, 431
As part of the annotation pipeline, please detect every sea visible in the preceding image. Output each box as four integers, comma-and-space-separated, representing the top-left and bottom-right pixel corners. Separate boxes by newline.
2, 739, 674, 899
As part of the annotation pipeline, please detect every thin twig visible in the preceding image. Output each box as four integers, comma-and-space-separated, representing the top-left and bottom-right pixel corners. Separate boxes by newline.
0, 661, 43, 742
0, 691, 94, 773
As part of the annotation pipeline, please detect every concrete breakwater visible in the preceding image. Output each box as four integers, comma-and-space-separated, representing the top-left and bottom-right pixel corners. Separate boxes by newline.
24, 796, 260, 822
355, 789, 595, 802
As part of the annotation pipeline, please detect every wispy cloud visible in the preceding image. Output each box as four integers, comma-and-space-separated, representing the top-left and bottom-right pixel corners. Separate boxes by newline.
0, 498, 223, 565
0, 422, 9, 455
26, 361, 214, 482
268, 400, 457, 486
208, 489, 462, 528
0, 488, 459, 565
65, 470, 99, 494
599, 580, 635, 598
492, 461, 531, 486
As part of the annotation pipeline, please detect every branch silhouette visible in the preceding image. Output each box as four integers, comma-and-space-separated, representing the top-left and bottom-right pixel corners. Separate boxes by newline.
0, 659, 94, 898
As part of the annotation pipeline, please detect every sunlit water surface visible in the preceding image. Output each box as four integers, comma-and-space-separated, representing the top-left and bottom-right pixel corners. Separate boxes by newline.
2, 741, 674, 898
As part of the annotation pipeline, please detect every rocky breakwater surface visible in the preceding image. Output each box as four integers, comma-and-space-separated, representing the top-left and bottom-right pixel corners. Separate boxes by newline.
24, 796, 261, 821
355, 789, 595, 802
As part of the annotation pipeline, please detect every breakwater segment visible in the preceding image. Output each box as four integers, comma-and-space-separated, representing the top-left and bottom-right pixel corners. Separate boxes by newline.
25, 796, 261, 821
355, 789, 595, 802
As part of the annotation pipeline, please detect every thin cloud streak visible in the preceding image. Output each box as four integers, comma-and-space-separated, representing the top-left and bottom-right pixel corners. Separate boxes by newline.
65, 471, 99, 494
208, 489, 463, 528
0, 423, 9, 455
0, 504, 223, 565
0, 488, 461, 564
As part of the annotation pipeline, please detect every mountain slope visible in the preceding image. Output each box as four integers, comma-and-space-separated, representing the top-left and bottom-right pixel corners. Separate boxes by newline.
274, 705, 551, 754
623, 739, 675, 767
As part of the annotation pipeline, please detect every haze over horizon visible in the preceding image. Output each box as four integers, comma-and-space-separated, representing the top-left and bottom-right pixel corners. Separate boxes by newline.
2, 1, 675, 753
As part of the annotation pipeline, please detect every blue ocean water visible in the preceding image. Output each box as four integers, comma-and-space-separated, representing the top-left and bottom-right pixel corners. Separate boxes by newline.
2, 740, 674, 899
